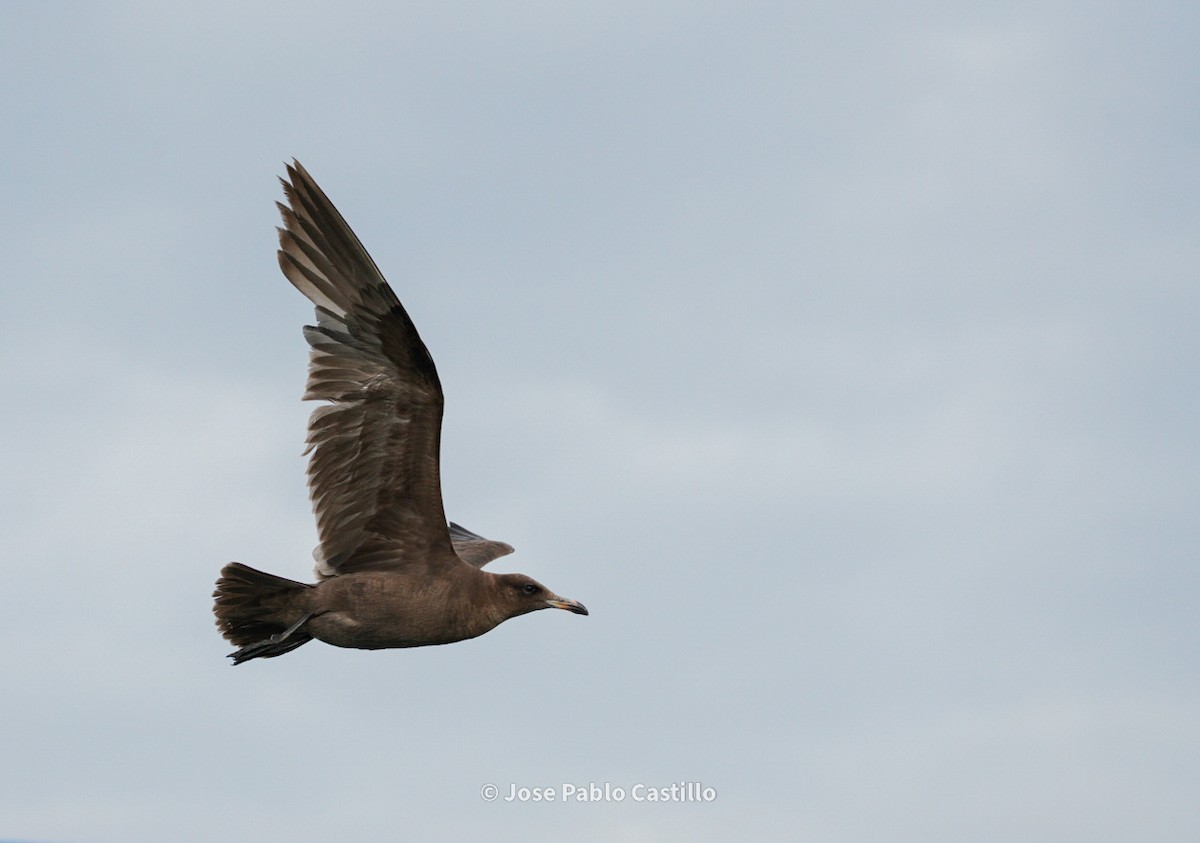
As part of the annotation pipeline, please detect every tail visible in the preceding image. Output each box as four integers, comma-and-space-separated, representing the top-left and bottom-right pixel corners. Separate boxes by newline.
213, 563, 315, 665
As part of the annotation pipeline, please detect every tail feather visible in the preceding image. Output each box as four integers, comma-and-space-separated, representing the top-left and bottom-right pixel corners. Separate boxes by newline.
213, 563, 314, 662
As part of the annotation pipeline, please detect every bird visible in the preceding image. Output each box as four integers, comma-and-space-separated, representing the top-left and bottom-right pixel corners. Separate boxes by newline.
213, 161, 587, 665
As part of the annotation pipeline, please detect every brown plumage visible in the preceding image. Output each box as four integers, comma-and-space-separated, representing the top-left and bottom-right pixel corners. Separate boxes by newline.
213, 161, 587, 665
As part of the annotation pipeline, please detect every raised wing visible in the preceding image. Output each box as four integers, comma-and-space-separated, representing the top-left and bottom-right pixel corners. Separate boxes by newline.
448, 521, 515, 569
276, 161, 456, 579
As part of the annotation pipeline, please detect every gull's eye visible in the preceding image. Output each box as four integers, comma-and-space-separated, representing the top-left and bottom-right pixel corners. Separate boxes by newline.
522, 583, 539, 595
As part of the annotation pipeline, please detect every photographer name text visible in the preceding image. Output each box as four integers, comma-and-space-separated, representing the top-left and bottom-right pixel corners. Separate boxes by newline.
481, 781, 716, 803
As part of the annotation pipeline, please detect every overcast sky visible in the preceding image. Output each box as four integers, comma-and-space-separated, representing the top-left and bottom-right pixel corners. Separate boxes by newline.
2, 2, 1198, 841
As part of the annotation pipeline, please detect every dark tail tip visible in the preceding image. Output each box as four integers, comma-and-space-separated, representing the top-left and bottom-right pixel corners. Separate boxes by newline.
213, 563, 313, 662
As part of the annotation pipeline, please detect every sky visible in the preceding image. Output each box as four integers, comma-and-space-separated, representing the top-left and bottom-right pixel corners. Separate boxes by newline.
1, 1, 1197, 840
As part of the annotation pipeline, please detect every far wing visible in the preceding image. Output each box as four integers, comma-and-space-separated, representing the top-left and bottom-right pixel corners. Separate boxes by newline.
448, 521, 515, 569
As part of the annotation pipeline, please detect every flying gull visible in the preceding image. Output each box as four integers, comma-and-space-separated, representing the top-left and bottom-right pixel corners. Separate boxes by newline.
213, 161, 587, 665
